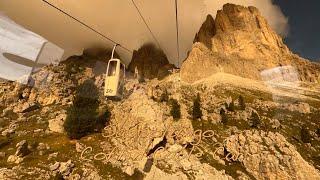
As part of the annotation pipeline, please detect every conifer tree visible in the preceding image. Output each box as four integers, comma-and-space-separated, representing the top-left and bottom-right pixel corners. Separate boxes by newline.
316, 128, 320, 137
160, 90, 169, 102
192, 93, 202, 120
250, 111, 260, 128
239, 95, 246, 110
220, 108, 228, 125
227, 100, 235, 112
64, 79, 105, 139
170, 99, 181, 120
301, 126, 311, 143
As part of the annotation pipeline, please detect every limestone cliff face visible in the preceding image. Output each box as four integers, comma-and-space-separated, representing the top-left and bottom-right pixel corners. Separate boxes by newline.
193, 15, 216, 49
128, 43, 175, 80
182, 3, 320, 83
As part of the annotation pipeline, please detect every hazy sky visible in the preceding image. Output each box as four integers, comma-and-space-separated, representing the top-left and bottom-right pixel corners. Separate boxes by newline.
0, 0, 299, 66
274, 0, 320, 61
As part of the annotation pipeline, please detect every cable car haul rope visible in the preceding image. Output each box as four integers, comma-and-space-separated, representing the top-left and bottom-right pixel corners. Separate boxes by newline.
175, 0, 181, 66
131, 0, 162, 49
42, 0, 133, 53
42, 0, 181, 66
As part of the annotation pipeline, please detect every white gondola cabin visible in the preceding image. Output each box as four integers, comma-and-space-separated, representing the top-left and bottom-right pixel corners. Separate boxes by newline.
104, 44, 126, 97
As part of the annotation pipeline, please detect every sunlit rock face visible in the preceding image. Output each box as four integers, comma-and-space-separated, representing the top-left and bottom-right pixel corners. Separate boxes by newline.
193, 15, 216, 49
181, 3, 320, 84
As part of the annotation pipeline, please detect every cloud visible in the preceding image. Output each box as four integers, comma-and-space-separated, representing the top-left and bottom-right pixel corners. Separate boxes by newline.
203, 0, 289, 37
0, 0, 288, 66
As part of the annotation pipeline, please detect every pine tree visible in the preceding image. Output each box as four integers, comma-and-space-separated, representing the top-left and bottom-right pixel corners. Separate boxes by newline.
301, 126, 311, 143
160, 90, 169, 102
64, 79, 105, 139
239, 95, 246, 110
220, 108, 228, 125
170, 99, 181, 120
192, 93, 202, 120
316, 128, 320, 137
227, 100, 235, 112
250, 112, 260, 128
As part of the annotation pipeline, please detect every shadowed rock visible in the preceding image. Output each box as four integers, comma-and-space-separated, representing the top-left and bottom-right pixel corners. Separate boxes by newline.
128, 43, 175, 80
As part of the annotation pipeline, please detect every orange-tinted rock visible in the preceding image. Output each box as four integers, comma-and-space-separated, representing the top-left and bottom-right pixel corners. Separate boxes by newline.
181, 3, 320, 83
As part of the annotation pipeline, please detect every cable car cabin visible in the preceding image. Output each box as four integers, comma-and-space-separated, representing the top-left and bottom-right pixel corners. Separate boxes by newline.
104, 59, 126, 97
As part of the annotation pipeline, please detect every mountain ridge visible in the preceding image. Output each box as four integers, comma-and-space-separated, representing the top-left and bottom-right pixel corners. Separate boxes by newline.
181, 3, 320, 84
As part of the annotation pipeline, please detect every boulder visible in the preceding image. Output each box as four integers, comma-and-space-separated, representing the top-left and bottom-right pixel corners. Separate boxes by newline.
13, 102, 40, 113
224, 130, 320, 179
0, 168, 18, 179
50, 162, 60, 171
7, 155, 23, 164
15, 140, 30, 157
48, 112, 66, 133
59, 160, 75, 176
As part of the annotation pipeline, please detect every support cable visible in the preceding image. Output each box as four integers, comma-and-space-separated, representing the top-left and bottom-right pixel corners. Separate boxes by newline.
42, 0, 132, 53
175, 0, 180, 67
131, 0, 161, 48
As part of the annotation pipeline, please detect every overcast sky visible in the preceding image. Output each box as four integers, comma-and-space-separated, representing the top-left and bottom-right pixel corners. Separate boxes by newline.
274, 0, 320, 61
0, 0, 318, 64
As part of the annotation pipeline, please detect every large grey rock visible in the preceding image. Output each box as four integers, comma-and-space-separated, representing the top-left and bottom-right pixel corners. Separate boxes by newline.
15, 140, 30, 157
48, 112, 66, 133
14, 102, 40, 113
50, 162, 60, 171
224, 130, 320, 180
7, 155, 23, 164
59, 160, 75, 176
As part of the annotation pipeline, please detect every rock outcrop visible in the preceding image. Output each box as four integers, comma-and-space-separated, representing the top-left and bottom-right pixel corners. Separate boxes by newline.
225, 130, 320, 180
181, 3, 320, 83
194, 15, 216, 49
128, 43, 175, 80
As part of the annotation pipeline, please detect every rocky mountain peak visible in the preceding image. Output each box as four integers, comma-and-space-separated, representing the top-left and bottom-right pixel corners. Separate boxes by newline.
195, 3, 290, 57
194, 14, 216, 49
215, 4, 264, 33
128, 43, 175, 80
182, 3, 320, 84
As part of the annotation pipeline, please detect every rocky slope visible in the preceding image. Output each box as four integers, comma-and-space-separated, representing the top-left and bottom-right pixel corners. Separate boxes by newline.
0, 3, 320, 180
181, 3, 320, 83
0, 57, 320, 179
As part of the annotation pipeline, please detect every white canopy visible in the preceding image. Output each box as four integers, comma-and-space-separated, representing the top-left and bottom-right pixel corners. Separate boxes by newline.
0, 14, 64, 84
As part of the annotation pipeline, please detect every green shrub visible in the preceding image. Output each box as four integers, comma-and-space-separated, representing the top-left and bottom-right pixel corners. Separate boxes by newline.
192, 93, 202, 120
250, 112, 260, 128
95, 109, 111, 131
220, 108, 228, 125
160, 90, 169, 102
170, 99, 181, 120
0, 137, 10, 149
65, 62, 82, 77
239, 95, 246, 110
224, 102, 229, 110
227, 100, 235, 112
54, 172, 64, 180
316, 128, 320, 137
64, 79, 108, 139
301, 127, 311, 143
138, 74, 145, 83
